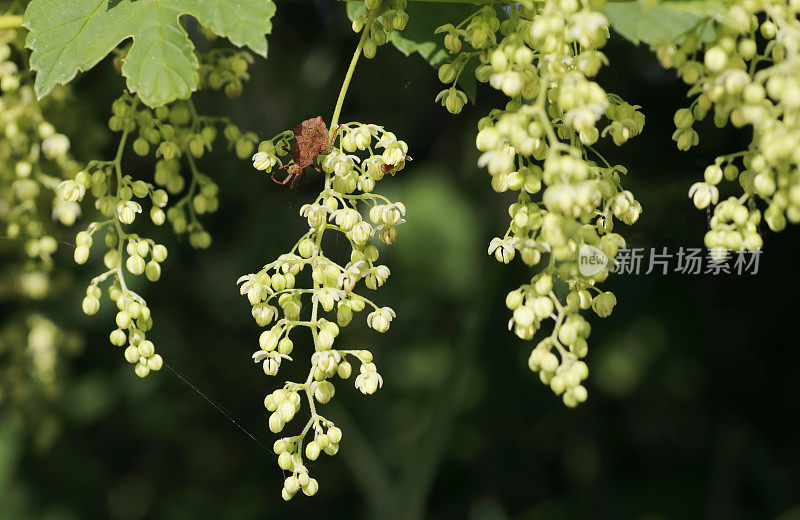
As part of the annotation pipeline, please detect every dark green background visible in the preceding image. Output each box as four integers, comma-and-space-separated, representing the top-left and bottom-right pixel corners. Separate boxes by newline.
2, 3, 799, 519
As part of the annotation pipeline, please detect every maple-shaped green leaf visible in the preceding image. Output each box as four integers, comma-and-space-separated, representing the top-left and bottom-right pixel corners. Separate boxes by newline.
24, 0, 276, 107
602, 0, 726, 45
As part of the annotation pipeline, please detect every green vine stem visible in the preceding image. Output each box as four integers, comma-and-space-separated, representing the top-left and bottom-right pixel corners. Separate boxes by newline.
0, 14, 23, 29
330, 12, 376, 133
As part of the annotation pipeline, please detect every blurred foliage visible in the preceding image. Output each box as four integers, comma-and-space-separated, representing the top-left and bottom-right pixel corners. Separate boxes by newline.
1, 3, 799, 520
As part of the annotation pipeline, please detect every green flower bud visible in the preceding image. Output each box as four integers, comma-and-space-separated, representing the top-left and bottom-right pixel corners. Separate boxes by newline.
150, 189, 168, 208
189, 137, 205, 158
126, 254, 145, 275
337, 303, 353, 326
327, 426, 343, 444
505, 290, 523, 310
189, 230, 212, 249
592, 291, 616, 318
224, 124, 241, 142
298, 239, 315, 258
236, 139, 254, 159
274, 337, 292, 356
284, 475, 300, 495
116, 311, 132, 329
277, 400, 296, 422
138, 340, 155, 358
704, 164, 723, 184
149, 207, 164, 225
128, 301, 142, 319
323, 443, 339, 456
132, 181, 149, 199
269, 413, 285, 433
438, 63, 457, 84
513, 305, 535, 327
540, 352, 559, 373
673, 108, 694, 129
302, 478, 319, 496
444, 33, 461, 53
277, 450, 293, 470
704, 46, 727, 72
305, 441, 320, 461
74, 245, 90, 264
147, 354, 163, 371
150, 244, 167, 263
534, 275, 553, 295
124, 345, 140, 364
145, 260, 161, 282
82, 296, 100, 315
337, 360, 352, 379
108, 329, 125, 346
314, 381, 335, 403
135, 362, 150, 378
571, 337, 589, 358
133, 138, 149, 156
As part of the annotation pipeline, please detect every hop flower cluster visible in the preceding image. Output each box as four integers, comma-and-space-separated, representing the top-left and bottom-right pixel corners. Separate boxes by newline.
656, 0, 800, 254
105, 93, 258, 247
198, 49, 255, 98
253, 122, 410, 200
59, 156, 168, 376
59, 86, 258, 376
241, 122, 408, 499
0, 31, 83, 434
0, 35, 81, 300
437, 0, 643, 406
350, 0, 409, 59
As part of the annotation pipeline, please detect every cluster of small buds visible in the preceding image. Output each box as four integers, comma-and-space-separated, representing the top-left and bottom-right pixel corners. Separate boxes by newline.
198, 49, 255, 98
59, 148, 169, 376
270, 419, 343, 500
0, 35, 81, 300
105, 93, 255, 248
703, 194, 763, 258
504, 272, 618, 407
58, 81, 256, 375
84, 275, 164, 379
434, 6, 501, 114
438, 0, 642, 405
0, 30, 84, 431
507, 273, 594, 406
655, 0, 800, 255
241, 121, 408, 498
223, 122, 260, 161
350, 0, 408, 59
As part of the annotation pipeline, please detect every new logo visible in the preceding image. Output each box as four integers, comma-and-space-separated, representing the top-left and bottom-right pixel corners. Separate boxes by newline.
578, 244, 609, 277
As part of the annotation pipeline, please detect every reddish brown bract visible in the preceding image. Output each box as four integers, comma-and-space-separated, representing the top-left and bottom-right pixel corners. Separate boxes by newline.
381, 155, 412, 175
273, 116, 335, 188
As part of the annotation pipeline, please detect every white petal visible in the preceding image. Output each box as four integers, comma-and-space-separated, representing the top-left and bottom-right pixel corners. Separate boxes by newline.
252, 350, 270, 363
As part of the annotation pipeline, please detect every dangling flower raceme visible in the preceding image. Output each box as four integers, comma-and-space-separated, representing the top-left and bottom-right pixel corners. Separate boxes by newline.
58, 77, 259, 375
240, 121, 408, 500
0, 30, 84, 431
653, 0, 800, 255
434, 0, 644, 406
0, 33, 82, 300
